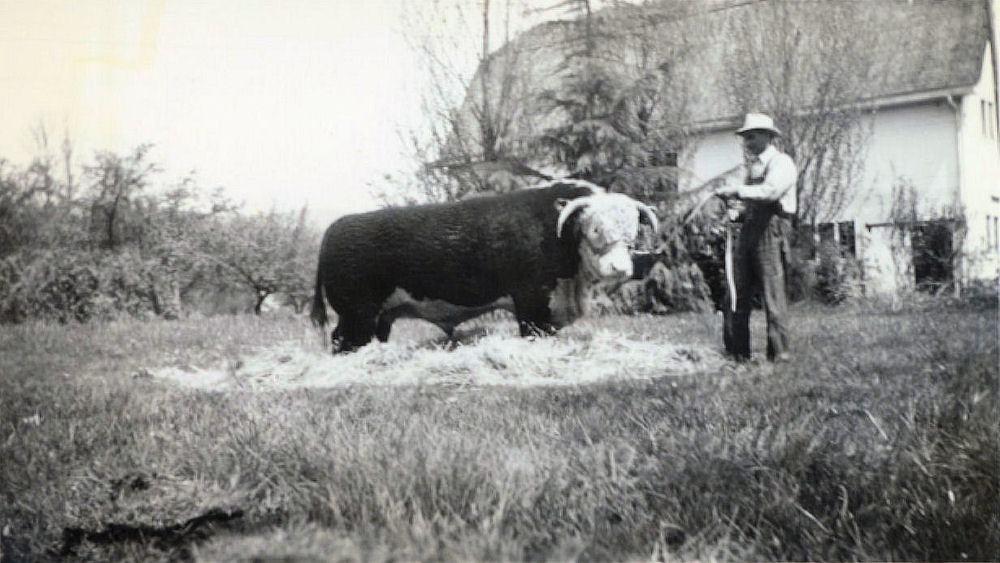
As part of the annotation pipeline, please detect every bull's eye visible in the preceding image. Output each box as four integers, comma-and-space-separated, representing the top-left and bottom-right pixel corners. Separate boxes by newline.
586, 237, 615, 255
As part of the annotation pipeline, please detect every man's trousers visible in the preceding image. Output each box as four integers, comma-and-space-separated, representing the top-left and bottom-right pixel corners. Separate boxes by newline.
723, 204, 791, 361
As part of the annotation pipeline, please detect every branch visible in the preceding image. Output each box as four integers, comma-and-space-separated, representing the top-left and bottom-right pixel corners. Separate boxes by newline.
425, 157, 552, 181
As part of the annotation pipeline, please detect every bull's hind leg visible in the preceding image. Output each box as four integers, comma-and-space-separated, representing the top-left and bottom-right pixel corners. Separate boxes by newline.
330, 312, 378, 354
330, 324, 344, 350
374, 315, 393, 343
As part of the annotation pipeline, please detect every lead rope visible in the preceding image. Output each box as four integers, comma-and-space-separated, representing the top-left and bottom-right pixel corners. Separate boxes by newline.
725, 222, 736, 313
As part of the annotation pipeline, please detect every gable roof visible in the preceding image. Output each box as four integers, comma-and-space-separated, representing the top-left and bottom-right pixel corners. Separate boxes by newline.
695, 0, 989, 121
860, 0, 990, 99
495, 0, 992, 129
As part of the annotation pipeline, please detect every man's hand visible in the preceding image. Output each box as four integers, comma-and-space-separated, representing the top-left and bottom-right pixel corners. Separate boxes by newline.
713, 182, 739, 198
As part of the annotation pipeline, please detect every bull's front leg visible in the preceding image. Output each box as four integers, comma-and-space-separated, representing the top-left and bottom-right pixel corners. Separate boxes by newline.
546, 273, 595, 328
512, 289, 558, 338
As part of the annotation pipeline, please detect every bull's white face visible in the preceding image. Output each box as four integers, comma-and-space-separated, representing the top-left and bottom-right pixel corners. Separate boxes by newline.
557, 192, 657, 282
577, 202, 639, 281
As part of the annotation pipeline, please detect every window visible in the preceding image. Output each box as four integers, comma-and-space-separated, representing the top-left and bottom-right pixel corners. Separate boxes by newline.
645, 150, 679, 195
793, 221, 855, 259
912, 220, 955, 292
838, 221, 856, 257
793, 224, 817, 260
983, 100, 997, 139
994, 216, 999, 251
818, 223, 836, 246
983, 100, 988, 136
649, 150, 677, 168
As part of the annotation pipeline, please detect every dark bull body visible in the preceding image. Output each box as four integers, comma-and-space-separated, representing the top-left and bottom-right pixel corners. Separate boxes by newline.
311, 182, 654, 353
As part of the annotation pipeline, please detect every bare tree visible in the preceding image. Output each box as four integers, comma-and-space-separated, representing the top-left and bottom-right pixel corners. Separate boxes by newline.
433, 0, 719, 199
130, 176, 237, 318
535, 1, 712, 186
721, 0, 895, 225
205, 206, 317, 315
0, 124, 83, 253
0, 160, 50, 258
84, 144, 160, 249
378, 0, 544, 204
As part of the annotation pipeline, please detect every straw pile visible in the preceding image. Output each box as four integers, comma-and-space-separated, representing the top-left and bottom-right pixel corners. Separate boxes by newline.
152, 323, 722, 390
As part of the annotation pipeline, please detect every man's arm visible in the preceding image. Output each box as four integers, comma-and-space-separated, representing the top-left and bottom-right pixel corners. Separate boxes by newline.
736, 154, 796, 202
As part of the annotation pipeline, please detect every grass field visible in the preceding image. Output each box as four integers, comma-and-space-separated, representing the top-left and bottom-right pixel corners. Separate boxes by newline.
0, 298, 997, 561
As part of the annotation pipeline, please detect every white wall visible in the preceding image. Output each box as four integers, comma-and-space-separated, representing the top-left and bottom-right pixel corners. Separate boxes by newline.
678, 131, 743, 190
851, 102, 960, 293
958, 44, 1000, 282
850, 103, 961, 224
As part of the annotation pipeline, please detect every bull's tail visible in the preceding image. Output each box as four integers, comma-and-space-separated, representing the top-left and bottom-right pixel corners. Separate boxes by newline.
310, 266, 328, 328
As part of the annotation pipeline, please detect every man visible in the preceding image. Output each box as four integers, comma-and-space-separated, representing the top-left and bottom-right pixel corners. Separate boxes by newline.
713, 112, 797, 362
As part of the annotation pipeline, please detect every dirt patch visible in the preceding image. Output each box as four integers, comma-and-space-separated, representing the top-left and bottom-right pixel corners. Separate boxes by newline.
60, 471, 245, 557
151, 326, 723, 390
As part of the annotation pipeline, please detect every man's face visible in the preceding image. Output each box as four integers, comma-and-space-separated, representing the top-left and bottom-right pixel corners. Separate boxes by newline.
740, 129, 773, 156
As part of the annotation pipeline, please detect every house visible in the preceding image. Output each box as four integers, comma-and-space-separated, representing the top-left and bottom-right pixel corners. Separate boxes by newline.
458, 0, 999, 294
677, 0, 1000, 294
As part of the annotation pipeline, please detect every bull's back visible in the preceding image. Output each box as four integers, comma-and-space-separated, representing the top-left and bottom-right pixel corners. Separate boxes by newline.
318, 185, 591, 308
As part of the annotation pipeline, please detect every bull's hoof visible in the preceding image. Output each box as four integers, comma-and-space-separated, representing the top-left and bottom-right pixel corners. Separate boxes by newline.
519, 322, 558, 338
330, 337, 360, 355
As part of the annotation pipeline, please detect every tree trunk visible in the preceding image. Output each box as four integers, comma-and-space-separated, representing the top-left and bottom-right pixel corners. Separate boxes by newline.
253, 290, 269, 315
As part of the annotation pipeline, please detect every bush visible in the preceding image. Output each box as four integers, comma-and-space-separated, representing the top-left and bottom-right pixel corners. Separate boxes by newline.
608, 261, 713, 314
787, 240, 861, 305
786, 255, 816, 304
0, 248, 160, 323
814, 241, 861, 304
607, 206, 723, 314
0, 249, 100, 323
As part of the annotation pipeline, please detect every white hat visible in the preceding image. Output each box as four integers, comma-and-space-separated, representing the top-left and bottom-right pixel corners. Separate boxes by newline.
736, 113, 781, 137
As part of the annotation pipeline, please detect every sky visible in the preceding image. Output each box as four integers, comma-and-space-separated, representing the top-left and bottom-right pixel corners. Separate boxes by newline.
0, 0, 451, 228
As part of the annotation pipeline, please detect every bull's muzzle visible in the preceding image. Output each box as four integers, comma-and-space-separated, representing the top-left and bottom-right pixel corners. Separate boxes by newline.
587, 244, 634, 281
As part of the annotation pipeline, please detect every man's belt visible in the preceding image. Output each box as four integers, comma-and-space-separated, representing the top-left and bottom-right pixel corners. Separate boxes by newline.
742, 201, 795, 222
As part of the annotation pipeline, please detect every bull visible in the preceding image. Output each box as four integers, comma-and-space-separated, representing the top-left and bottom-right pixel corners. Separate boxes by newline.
310, 180, 658, 353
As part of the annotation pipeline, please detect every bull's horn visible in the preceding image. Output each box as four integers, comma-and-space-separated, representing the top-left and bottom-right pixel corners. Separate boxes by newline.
638, 202, 659, 234
556, 196, 593, 238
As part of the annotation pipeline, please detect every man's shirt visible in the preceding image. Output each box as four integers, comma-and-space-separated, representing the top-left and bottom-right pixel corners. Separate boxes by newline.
738, 145, 797, 216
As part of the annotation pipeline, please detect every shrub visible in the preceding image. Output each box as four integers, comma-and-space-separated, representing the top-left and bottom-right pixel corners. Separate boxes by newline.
787, 238, 861, 305
0, 249, 100, 323
814, 240, 861, 304
0, 248, 160, 323
786, 254, 816, 304
609, 261, 713, 314
609, 207, 722, 314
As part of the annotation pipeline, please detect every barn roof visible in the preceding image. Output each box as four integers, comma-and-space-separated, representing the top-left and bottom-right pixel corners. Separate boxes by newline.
500, 0, 993, 128
863, 0, 991, 97
689, 0, 992, 126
